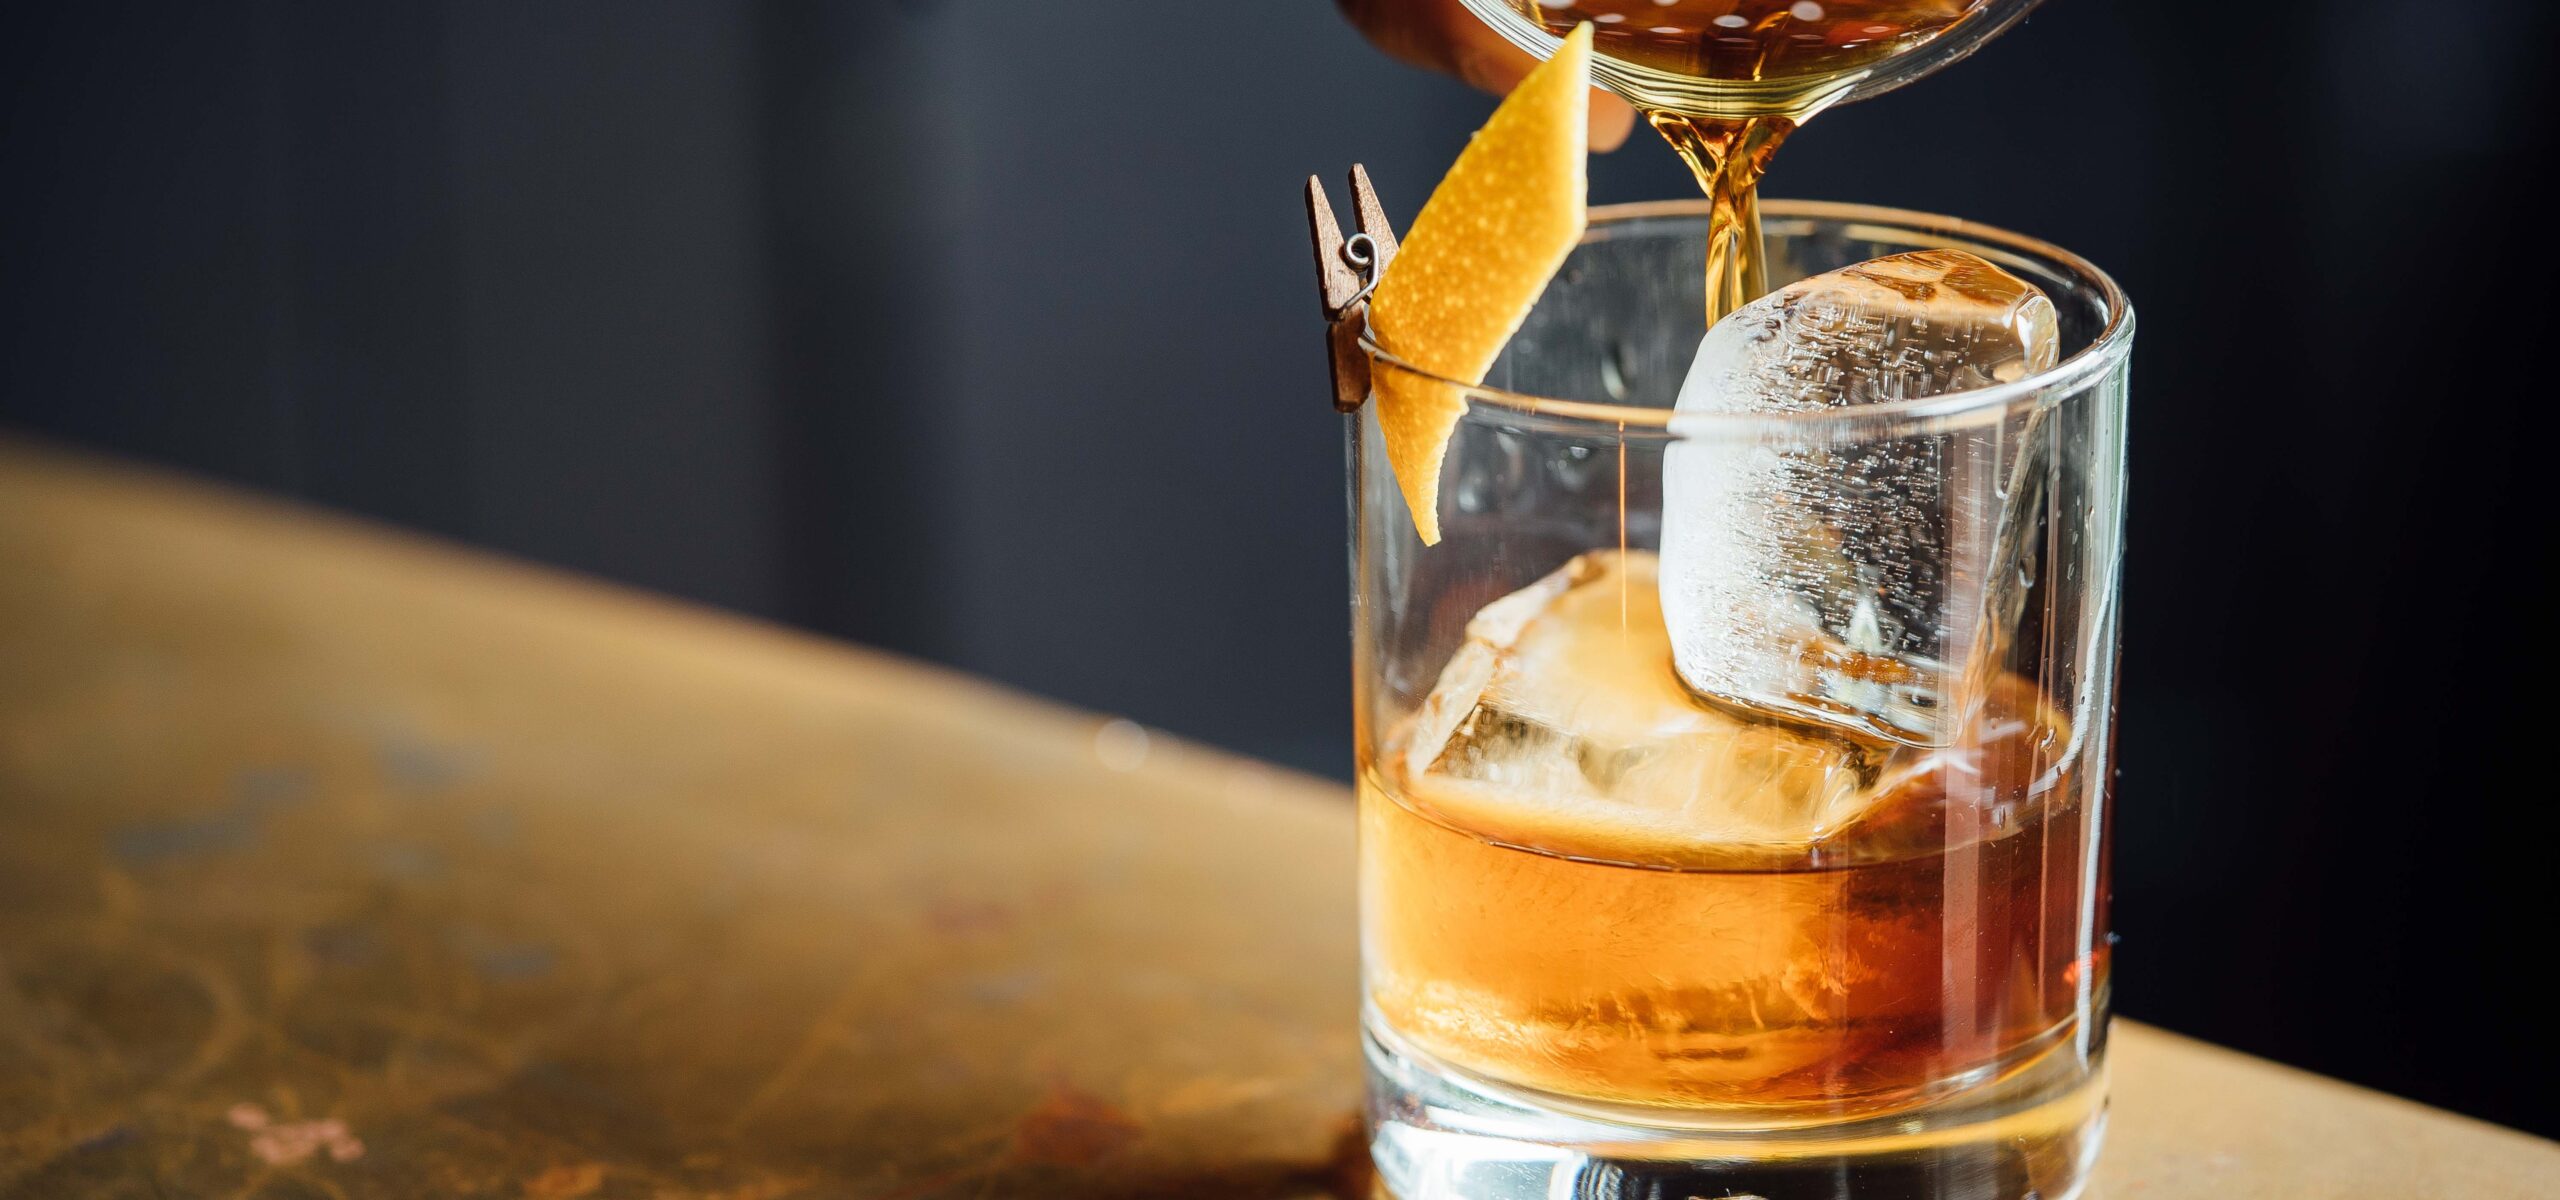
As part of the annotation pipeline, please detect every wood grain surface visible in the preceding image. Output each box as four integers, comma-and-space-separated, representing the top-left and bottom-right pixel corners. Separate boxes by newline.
3, 437, 2553, 1199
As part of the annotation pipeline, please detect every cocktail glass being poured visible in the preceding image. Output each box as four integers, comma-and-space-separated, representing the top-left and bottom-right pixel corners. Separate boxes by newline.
1307, 12, 2129, 1199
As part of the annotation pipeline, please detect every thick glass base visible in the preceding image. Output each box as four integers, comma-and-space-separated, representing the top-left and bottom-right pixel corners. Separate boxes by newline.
1365, 1017, 2106, 1200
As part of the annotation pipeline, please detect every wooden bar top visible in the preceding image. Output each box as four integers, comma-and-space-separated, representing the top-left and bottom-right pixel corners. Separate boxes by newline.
3, 437, 2553, 1199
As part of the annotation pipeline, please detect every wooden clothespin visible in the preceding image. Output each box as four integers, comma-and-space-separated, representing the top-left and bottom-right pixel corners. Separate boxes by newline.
1305, 165, 1400, 413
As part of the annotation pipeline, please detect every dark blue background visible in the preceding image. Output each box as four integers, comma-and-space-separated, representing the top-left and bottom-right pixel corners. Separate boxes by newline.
6, 1, 2552, 1135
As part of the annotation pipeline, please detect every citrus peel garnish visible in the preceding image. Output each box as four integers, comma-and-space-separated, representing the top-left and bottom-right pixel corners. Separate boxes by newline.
1368, 22, 1594, 545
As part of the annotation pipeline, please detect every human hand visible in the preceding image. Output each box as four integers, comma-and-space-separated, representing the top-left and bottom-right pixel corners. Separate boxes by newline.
1335, 0, 1637, 150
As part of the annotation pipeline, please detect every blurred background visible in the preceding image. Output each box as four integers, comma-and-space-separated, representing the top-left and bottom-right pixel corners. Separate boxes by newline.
5, 0, 2553, 1136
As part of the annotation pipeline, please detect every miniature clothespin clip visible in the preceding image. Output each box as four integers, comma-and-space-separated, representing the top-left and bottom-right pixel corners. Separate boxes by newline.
1305, 165, 1400, 413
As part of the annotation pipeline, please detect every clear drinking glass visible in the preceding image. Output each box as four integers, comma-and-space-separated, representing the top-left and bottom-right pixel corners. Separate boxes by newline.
1352, 200, 2131, 1200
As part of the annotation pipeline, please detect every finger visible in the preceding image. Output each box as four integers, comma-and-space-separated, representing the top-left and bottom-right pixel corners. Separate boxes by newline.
1443, 22, 1637, 152
1337, 0, 1637, 152
1589, 88, 1638, 153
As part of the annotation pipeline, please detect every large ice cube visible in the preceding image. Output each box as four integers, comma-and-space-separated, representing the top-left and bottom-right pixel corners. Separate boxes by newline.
1660, 250, 2058, 747
1401, 551, 1892, 858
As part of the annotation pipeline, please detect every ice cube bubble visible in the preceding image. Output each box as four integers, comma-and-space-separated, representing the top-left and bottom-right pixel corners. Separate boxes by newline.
1660, 250, 2059, 748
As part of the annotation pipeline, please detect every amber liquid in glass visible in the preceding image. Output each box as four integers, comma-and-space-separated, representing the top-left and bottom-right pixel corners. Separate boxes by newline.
1499, 1, 1990, 320
1361, 551, 2105, 1114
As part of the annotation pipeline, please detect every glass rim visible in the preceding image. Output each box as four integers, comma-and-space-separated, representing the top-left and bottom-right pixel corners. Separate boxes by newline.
1358, 198, 2134, 435
1459, 0, 2045, 117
